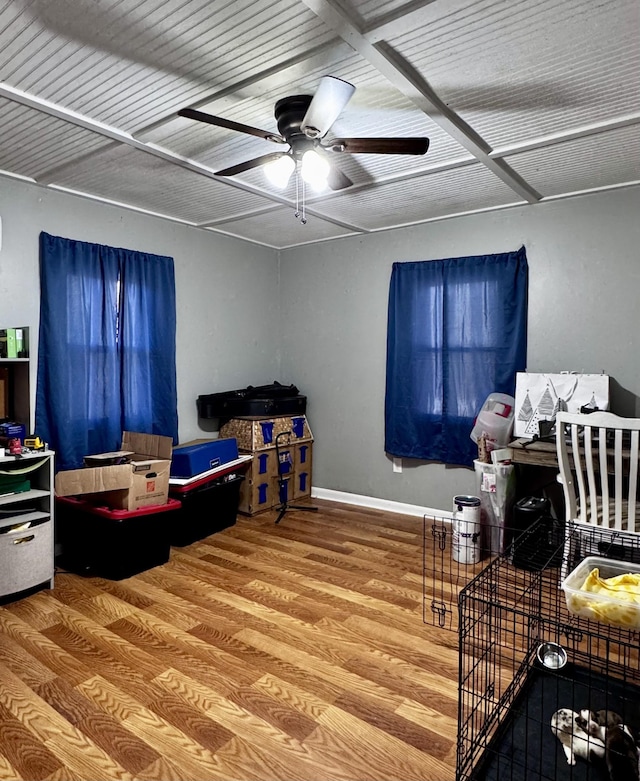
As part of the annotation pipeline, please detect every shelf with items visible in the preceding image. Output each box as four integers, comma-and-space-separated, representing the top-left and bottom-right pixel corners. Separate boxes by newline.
0, 450, 54, 599
0, 326, 31, 430
0, 327, 29, 360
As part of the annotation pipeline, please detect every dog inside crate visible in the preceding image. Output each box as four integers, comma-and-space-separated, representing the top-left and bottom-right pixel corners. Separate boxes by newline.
454, 522, 640, 781
467, 656, 640, 780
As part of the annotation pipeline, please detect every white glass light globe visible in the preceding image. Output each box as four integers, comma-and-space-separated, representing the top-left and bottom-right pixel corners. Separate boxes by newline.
300, 150, 330, 190
264, 155, 295, 189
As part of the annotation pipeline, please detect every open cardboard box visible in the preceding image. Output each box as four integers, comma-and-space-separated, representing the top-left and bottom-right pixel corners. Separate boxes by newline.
55, 431, 173, 511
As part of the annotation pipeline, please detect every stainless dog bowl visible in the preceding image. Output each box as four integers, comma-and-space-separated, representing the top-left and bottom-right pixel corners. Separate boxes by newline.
536, 641, 567, 669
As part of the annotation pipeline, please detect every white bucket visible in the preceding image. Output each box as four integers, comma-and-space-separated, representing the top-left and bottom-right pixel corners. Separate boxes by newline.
452, 495, 482, 564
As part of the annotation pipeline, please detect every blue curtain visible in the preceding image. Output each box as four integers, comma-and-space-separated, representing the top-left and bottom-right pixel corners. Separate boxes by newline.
385, 246, 528, 466
36, 232, 178, 471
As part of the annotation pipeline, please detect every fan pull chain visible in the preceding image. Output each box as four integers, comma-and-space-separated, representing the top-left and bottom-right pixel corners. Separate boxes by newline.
301, 179, 307, 225
293, 167, 307, 225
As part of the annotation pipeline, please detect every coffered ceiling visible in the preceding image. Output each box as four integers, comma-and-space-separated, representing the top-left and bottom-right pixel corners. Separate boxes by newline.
1, 0, 638, 248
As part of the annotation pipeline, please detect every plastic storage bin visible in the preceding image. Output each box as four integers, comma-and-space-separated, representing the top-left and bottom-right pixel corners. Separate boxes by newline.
168, 466, 244, 546
470, 393, 515, 449
55, 496, 180, 580
0, 516, 53, 596
562, 555, 640, 629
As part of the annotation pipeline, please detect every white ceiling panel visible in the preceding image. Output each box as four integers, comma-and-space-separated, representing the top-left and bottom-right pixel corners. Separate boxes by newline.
0, 0, 637, 248
311, 163, 523, 229
0, 99, 112, 179
350, 0, 411, 21
49, 145, 277, 224
505, 126, 640, 197
212, 206, 358, 248
386, 0, 640, 148
0, 0, 336, 130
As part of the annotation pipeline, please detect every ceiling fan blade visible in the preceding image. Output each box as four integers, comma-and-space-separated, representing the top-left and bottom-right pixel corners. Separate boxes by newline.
215, 152, 287, 177
178, 108, 285, 144
327, 137, 430, 155
300, 76, 355, 139
326, 166, 353, 191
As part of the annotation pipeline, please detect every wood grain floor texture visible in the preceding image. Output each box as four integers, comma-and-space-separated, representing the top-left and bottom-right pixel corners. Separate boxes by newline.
0, 500, 459, 781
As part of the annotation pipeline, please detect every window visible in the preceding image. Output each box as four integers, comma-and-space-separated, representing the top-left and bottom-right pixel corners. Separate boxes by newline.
36, 232, 178, 471
385, 247, 528, 466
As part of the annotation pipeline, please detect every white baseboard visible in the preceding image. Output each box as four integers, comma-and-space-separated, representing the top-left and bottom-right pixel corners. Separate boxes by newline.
311, 486, 452, 519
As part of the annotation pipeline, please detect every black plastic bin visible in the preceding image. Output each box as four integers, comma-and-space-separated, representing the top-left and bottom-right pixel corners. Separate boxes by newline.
168, 467, 245, 547
56, 496, 180, 580
509, 495, 564, 570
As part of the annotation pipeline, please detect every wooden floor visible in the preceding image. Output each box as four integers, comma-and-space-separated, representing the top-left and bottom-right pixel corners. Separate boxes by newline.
0, 500, 459, 781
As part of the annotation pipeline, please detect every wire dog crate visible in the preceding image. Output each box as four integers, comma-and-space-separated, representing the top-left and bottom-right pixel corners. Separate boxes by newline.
424, 516, 640, 780
424, 513, 510, 631
424, 515, 482, 629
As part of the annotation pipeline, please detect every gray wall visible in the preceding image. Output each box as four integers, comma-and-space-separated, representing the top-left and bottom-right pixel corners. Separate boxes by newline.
278, 187, 640, 512
2, 176, 639, 514
0, 178, 280, 442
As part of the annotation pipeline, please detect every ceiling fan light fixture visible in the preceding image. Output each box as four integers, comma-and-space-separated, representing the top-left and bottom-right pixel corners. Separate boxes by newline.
264, 154, 295, 188
300, 149, 330, 190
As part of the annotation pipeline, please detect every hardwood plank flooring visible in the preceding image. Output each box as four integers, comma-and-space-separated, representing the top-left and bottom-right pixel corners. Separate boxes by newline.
0, 500, 458, 780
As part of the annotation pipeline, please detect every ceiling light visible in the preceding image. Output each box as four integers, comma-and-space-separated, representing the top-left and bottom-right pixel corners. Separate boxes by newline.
300, 150, 330, 191
264, 155, 295, 189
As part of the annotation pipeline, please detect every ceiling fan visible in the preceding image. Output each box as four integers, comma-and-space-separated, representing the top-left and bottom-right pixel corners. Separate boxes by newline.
178, 76, 430, 192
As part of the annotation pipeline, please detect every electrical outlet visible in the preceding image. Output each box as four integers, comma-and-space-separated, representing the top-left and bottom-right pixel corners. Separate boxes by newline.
393, 457, 402, 473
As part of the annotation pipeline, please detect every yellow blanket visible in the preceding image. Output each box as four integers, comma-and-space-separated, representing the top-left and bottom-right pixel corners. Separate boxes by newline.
567, 568, 640, 628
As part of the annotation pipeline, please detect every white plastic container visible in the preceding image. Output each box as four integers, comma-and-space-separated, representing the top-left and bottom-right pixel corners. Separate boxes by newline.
470, 393, 515, 449
474, 459, 515, 557
561, 556, 640, 630
452, 495, 482, 564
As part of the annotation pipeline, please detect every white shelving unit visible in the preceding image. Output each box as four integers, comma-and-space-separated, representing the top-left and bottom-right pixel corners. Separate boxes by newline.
0, 450, 54, 599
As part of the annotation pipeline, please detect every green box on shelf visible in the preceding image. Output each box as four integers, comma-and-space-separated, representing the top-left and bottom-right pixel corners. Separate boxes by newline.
0, 475, 30, 496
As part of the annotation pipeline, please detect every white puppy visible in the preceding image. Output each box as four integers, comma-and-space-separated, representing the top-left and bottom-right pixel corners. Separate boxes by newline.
551, 708, 605, 765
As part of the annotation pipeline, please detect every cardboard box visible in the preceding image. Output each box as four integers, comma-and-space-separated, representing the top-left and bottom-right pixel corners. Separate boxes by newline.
220, 414, 313, 452
84, 450, 135, 467
55, 431, 173, 511
293, 441, 312, 473
236, 441, 314, 515
238, 464, 276, 515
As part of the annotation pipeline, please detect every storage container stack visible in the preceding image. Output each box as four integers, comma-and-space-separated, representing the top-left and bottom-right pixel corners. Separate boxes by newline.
167, 438, 251, 546
54, 432, 250, 580
54, 430, 178, 580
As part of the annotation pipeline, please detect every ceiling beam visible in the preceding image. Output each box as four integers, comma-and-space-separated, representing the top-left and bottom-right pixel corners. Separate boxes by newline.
490, 112, 640, 158
362, 0, 442, 43
300, 0, 542, 203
